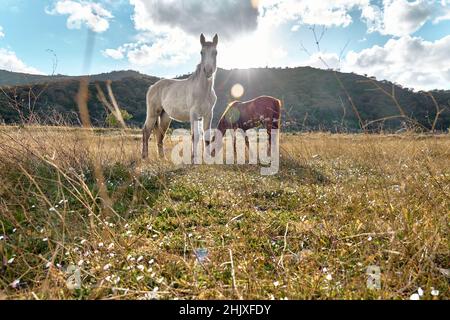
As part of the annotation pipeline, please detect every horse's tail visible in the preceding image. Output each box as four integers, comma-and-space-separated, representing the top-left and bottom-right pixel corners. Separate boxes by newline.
273, 97, 282, 130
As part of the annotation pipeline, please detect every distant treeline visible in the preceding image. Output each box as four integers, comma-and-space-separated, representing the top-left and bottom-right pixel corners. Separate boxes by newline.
0, 67, 449, 131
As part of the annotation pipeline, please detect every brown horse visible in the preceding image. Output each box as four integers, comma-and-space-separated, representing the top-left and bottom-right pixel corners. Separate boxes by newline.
216, 95, 281, 152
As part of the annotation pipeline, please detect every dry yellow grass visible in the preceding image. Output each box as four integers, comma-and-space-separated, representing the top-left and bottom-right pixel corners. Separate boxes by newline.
0, 125, 448, 299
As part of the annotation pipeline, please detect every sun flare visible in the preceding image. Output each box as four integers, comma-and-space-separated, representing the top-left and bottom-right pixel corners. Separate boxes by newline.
219, 29, 285, 69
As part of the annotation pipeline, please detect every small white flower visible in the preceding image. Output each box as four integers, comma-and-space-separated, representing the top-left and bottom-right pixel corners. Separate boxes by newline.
45, 262, 52, 268
8, 257, 15, 264
137, 256, 144, 263
273, 281, 280, 287
136, 275, 144, 282
12, 228, 17, 233
367, 236, 372, 241
103, 263, 112, 271
109, 253, 115, 258
98, 242, 104, 248
78, 260, 84, 266
105, 276, 111, 282
410, 293, 420, 300
326, 274, 333, 281
322, 267, 328, 273
417, 287, 424, 296
80, 239, 87, 245
148, 259, 154, 265
137, 265, 145, 271
124, 224, 129, 229
0, 235, 4, 240
107, 243, 114, 250
431, 288, 439, 296
10, 279, 20, 288
42, 238, 48, 242
49, 207, 57, 212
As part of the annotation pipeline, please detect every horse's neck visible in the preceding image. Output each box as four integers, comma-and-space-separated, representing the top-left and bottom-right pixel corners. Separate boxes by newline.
190, 64, 215, 94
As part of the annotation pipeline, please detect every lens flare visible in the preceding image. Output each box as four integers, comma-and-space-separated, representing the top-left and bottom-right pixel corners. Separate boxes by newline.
231, 83, 244, 98
251, 0, 260, 9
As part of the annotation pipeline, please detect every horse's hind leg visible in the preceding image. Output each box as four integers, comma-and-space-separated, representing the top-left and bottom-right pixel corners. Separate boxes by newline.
156, 110, 171, 159
142, 116, 158, 159
143, 100, 161, 159
266, 121, 273, 156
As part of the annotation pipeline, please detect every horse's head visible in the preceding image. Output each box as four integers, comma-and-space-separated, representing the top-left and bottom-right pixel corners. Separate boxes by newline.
200, 33, 218, 79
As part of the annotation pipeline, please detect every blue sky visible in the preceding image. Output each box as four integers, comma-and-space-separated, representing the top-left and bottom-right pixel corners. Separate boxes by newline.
0, 0, 449, 90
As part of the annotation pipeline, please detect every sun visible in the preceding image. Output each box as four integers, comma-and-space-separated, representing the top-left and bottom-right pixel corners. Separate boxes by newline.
220, 29, 283, 69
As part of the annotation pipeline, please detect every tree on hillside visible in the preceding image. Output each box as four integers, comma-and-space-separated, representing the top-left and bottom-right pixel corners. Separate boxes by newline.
106, 108, 132, 127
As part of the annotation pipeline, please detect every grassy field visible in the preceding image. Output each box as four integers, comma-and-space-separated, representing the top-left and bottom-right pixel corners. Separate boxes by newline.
0, 126, 448, 300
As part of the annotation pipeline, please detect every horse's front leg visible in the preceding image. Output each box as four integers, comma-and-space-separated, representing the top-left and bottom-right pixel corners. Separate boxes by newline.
202, 112, 213, 157
190, 111, 201, 164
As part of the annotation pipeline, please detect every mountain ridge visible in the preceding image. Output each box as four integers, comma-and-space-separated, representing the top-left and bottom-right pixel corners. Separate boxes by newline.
0, 67, 449, 131
0, 69, 155, 86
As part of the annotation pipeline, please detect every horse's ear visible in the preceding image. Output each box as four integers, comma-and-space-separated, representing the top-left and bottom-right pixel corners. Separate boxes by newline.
213, 34, 218, 46
200, 33, 206, 46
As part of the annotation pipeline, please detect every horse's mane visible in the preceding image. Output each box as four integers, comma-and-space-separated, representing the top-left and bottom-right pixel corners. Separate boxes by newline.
218, 100, 240, 125
189, 64, 203, 80
222, 100, 240, 115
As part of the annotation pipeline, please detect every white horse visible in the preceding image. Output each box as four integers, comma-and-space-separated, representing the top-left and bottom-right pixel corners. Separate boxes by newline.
142, 33, 218, 159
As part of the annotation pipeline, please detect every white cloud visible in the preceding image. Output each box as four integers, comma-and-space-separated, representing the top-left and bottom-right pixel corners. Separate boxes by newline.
362, 0, 432, 37
102, 48, 124, 60
0, 26, 4, 38
259, 0, 370, 28
106, 0, 258, 68
301, 52, 341, 70
129, 0, 259, 40
0, 49, 43, 74
111, 30, 197, 67
259, 0, 437, 37
342, 35, 450, 90
433, 8, 450, 24
46, 0, 113, 33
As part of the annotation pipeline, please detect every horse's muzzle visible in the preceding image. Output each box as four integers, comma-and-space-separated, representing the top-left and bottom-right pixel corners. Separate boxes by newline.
204, 66, 214, 79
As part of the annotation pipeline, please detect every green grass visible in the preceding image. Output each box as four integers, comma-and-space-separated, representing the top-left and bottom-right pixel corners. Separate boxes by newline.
0, 126, 448, 300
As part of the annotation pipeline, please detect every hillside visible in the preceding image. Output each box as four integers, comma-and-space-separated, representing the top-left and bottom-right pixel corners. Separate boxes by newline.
0, 69, 150, 86
0, 67, 449, 131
